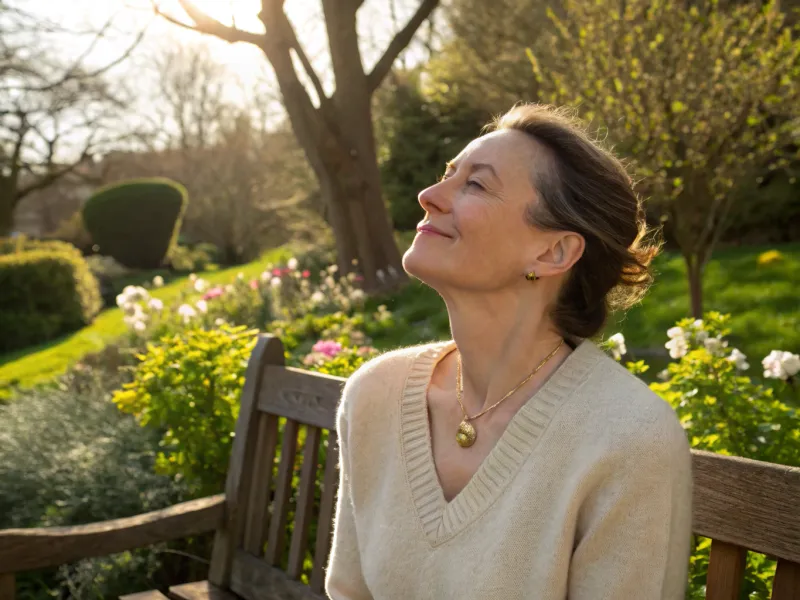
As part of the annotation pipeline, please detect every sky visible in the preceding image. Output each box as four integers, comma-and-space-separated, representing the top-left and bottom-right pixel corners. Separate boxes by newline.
27, 0, 433, 103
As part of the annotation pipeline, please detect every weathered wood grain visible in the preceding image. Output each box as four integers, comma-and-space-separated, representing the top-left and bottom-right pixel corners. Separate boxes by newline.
693, 450, 800, 563
120, 590, 170, 600
168, 580, 239, 600
230, 550, 324, 600
310, 432, 339, 594
257, 366, 343, 431
0, 495, 224, 573
772, 559, 800, 600
705, 540, 746, 600
209, 335, 285, 586
0, 573, 14, 600
242, 413, 280, 556
287, 426, 322, 579
265, 419, 300, 566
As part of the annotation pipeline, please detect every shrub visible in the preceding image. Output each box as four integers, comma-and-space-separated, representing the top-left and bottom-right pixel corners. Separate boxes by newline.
113, 325, 259, 496
0, 369, 188, 598
49, 210, 93, 254
82, 178, 188, 269
0, 242, 102, 353
168, 242, 218, 273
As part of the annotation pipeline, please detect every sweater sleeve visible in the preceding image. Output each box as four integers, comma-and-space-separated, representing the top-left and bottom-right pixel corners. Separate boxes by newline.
567, 413, 694, 600
324, 386, 373, 600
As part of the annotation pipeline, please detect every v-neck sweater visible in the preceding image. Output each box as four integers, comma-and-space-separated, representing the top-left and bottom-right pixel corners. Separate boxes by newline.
324, 340, 693, 600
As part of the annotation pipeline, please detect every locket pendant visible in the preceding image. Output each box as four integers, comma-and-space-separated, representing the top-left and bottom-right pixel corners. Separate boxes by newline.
456, 419, 477, 448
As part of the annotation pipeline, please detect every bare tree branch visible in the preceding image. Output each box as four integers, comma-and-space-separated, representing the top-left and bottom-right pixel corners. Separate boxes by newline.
151, 0, 266, 46
276, 12, 328, 105
366, 0, 439, 92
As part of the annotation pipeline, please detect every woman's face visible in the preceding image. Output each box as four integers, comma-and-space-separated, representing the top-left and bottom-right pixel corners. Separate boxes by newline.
403, 129, 560, 293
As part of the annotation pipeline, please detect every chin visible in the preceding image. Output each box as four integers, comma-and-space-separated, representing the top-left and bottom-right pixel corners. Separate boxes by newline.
402, 236, 451, 288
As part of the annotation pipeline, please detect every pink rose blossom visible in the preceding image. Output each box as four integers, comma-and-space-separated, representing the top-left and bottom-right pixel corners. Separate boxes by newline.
250, 279, 259, 290
272, 268, 282, 276
203, 286, 225, 301
311, 340, 343, 358
302, 270, 311, 278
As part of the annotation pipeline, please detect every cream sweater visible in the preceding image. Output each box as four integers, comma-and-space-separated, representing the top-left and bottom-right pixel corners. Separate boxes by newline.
325, 340, 693, 600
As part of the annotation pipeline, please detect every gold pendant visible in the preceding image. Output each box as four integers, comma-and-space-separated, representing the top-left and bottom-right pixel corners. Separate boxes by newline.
456, 419, 477, 448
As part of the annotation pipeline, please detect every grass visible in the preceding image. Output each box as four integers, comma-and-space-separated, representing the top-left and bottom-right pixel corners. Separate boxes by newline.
0, 246, 293, 397
2, 242, 797, 397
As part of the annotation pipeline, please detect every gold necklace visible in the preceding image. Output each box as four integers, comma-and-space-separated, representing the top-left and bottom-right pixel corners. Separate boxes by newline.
455, 340, 564, 448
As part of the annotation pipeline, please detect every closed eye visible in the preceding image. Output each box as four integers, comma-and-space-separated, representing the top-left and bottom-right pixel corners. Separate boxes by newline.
467, 179, 485, 191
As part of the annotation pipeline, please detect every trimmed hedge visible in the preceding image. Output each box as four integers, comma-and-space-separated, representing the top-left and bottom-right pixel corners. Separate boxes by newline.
82, 178, 188, 269
0, 241, 102, 353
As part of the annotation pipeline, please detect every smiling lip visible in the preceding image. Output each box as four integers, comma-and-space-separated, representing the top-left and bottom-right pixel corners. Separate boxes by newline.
417, 224, 452, 238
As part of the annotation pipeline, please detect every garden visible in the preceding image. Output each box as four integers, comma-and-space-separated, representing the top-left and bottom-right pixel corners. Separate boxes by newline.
2, 0, 800, 598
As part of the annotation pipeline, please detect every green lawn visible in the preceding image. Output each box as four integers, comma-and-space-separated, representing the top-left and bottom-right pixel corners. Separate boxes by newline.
2, 242, 797, 398
0, 247, 293, 397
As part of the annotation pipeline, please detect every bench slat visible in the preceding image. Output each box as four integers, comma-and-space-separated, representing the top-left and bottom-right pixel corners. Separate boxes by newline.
265, 418, 300, 566
231, 550, 324, 600
772, 559, 800, 600
209, 335, 285, 587
310, 432, 339, 595
706, 540, 746, 600
288, 426, 322, 579
693, 451, 800, 563
168, 580, 239, 600
0, 495, 224, 573
243, 413, 280, 556
1, 573, 14, 600
120, 591, 170, 600
257, 366, 343, 431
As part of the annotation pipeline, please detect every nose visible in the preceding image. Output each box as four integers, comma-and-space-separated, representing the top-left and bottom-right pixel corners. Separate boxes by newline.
418, 180, 452, 215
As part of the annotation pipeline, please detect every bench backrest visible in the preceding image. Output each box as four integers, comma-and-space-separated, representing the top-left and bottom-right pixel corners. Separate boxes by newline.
209, 335, 800, 600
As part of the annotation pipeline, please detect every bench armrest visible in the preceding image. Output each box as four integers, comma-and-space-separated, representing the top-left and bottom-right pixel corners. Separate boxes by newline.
0, 494, 225, 573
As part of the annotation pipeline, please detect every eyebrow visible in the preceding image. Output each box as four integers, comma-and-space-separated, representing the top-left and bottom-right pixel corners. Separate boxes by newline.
445, 161, 500, 181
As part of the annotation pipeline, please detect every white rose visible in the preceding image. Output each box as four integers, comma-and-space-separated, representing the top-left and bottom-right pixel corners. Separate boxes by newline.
310, 291, 325, 304
607, 332, 627, 361
195, 300, 208, 313
260, 270, 271, 282
193, 278, 208, 293
666, 335, 688, 359
178, 304, 197, 323
288, 257, 299, 270
133, 320, 147, 333
148, 298, 164, 311
152, 275, 164, 288
727, 348, 749, 371
762, 350, 789, 380
782, 352, 800, 378
271, 277, 282, 288
667, 326, 684, 340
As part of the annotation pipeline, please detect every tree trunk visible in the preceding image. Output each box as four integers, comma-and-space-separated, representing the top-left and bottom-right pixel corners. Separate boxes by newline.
685, 254, 704, 318
0, 193, 15, 237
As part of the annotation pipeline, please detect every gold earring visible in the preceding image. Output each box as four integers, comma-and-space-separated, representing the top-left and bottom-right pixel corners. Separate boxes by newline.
525, 271, 538, 281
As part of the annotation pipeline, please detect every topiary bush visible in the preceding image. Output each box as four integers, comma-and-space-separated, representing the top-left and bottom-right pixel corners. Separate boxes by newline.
0, 241, 102, 353
82, 178, 188, 269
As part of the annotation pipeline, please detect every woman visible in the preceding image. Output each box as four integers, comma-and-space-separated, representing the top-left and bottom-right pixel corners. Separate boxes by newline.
325, 104, 693, 600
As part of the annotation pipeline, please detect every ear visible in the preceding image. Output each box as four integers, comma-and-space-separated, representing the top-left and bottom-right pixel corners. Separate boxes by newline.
530, 231, 585, 277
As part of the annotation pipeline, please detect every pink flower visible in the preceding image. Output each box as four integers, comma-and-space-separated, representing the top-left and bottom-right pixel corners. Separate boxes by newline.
272, 268, 282, 276
311, 340, 343, 358
354, 274, 364, 282
302, 270, 311, 278
250, 279, 259, 290
203, 286, 225, 301
281, 267, 292, 276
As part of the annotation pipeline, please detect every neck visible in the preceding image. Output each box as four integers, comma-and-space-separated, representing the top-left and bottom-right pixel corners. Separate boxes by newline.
443, 287, 567, 415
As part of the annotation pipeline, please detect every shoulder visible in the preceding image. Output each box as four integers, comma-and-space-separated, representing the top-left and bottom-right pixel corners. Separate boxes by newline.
573, 341, 691, 464
337, 340, 450, 425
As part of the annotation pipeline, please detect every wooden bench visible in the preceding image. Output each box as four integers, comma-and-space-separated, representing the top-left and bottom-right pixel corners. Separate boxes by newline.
0, 334, 799, 600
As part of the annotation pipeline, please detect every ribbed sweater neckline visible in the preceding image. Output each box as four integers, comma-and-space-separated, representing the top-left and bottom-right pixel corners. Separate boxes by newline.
400, 339, 600, 546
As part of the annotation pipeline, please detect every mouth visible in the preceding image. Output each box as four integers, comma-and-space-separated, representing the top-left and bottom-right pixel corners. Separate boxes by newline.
416, 223, 452, 238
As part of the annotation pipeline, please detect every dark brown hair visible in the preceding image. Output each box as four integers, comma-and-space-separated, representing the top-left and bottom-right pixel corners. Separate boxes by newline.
489, 103, 659, 340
